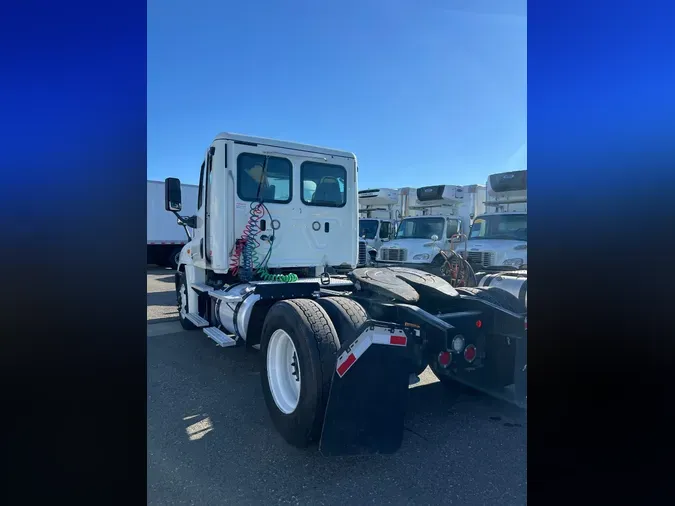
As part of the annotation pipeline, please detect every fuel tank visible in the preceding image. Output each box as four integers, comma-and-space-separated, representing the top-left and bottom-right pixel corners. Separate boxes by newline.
477, 270, 527, 309
213, 283, 261, 341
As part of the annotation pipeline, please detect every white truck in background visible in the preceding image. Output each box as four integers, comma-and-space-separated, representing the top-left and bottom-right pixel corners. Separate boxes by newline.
358, 188, 399, 257
147, 179, 198, 269
466, 170, 527, 270
376, 184, 486, 274
358, 187, 422, 263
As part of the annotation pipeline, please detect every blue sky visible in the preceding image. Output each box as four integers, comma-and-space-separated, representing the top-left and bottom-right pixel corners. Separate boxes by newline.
148, 0, 526, 188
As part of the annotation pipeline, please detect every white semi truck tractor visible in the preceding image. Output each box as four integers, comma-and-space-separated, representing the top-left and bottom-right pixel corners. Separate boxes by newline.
164, 133, 527, 456
358, 187, 423, 264
466, 169, 528, 310
466, 170, 527, 270
358, 187, 399, 262
376, 184, 486, 274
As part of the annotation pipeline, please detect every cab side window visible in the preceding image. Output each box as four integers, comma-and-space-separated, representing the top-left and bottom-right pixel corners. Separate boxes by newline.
197, 161, 205, 209
446, 219, 460, 239
379, 221, 391, 239
237, 153, 292, 204
301, 161, 347, 207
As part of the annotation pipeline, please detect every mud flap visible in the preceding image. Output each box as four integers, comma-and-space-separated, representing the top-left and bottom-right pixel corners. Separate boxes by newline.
319, 323, 414, 457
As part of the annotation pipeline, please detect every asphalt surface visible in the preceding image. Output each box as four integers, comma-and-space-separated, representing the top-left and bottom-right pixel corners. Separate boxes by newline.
147, 269, 527, 505
147, 266, 179, 323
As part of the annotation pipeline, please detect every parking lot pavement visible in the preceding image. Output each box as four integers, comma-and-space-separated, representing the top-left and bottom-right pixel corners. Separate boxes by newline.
148, 325, 527, 506
148, 266, 178, 323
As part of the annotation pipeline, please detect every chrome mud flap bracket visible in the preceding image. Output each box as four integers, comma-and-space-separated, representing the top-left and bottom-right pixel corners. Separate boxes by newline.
319, 321, 414, 457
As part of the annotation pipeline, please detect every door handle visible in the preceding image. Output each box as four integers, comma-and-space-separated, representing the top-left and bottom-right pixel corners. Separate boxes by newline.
200, 238, 204, 258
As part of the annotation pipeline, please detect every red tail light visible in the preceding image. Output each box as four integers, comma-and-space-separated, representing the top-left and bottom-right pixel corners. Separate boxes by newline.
464, 345, 477, 363
438, 351, 452, 367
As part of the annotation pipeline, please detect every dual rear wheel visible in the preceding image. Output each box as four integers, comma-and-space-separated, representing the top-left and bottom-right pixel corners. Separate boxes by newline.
260, 297, 367, 448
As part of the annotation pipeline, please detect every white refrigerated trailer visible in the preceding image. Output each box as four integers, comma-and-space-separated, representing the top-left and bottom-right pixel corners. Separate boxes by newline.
147, 180, 198, 269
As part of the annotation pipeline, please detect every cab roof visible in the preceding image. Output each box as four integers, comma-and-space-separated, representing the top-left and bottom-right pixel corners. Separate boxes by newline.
214, 132, 356, 160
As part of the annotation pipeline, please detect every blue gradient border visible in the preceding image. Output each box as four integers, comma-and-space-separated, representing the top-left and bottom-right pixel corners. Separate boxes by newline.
528, 0, 673, 501
1, 0, 147, 502
1, 0, 673, 502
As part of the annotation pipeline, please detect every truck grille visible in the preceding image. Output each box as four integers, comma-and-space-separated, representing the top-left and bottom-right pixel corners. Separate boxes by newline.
467, 251, 494, 267
358, 242, 367, 266
381, 248, 407, 262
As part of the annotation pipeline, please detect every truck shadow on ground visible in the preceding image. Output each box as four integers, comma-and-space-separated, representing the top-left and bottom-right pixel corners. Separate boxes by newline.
148, 332, 527, 505
152, 275, 176, 284
147, 264, 176, 273
146, 291, 177, 307
407, 380, 526, 426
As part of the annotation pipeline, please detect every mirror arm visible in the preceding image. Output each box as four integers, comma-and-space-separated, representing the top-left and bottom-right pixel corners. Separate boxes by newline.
172, 210, 195, 240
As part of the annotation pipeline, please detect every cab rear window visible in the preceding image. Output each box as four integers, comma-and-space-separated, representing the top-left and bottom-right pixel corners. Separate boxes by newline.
300, 161, 346, 207
237, 153, 292, 204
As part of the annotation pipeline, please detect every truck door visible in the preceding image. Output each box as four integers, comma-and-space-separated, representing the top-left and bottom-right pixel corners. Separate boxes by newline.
203, 146, 214, 265
191, 159, 207, 269
298, 159, 354, 266
378, 220, 393, 249
446, 218, 462, 251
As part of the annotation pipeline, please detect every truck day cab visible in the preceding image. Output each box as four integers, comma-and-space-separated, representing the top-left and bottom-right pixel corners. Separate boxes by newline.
377, 184, 486, 274
467, 170, 527, 271
358, 187, 422, 263
164, 133, 527, 456
358, 187, 399, 259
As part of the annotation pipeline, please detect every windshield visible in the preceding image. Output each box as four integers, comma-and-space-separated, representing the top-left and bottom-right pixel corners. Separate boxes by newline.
395, 217, 445, 240
469, 214, 527, 241
359, 220, 379, 239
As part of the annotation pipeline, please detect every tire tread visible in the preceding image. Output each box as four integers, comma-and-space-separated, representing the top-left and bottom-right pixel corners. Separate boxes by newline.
285, 299, 339, 412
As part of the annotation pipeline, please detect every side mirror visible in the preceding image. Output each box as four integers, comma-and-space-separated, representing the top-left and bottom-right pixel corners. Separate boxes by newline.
430, 234, 439, 242
165, 177, 182, 212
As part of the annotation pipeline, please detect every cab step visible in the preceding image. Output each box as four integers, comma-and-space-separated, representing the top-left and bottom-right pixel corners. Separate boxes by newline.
184, 312, 210, 328
190, 283, 212, 293
203, 327, 237, 347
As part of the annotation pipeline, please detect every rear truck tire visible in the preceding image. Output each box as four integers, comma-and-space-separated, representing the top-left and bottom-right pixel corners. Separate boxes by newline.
176, 271, 197, 330
260, 299, 341, 448
315, 297, 367, 345
167, 246, 182, 270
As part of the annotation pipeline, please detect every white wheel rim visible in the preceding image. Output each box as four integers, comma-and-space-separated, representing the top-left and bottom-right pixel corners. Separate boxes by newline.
174, 252, 180, 267
267, 329, 301, 414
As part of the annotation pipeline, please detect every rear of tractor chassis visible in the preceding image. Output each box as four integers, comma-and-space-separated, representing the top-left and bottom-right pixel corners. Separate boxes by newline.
258, 294, 527, 457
